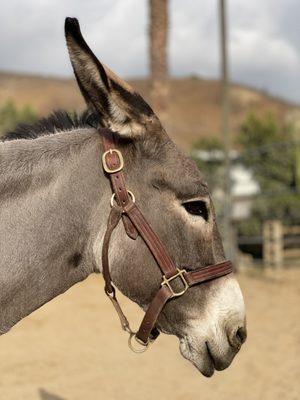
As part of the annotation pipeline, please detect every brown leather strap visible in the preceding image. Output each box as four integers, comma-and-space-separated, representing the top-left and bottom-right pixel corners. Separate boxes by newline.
100, 128, 233, 348
136, 285, 173, 344
124, 202, 178, 279
101, 205, 122, 295
102, 130, 178, 279
102, 128, 138, 239
185, 260, 233, 287
102, 129, 131, 207
136, 261, 233, 344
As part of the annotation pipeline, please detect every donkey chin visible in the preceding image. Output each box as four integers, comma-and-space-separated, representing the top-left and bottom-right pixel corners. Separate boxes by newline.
178, 277, 246, 377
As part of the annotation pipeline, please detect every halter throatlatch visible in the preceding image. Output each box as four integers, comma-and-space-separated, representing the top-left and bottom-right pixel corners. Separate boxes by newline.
100, 128, 233, 352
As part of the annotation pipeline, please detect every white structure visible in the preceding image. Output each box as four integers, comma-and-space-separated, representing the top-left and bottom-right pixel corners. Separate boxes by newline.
192, 149, 260, 221
231, 164, 259, 220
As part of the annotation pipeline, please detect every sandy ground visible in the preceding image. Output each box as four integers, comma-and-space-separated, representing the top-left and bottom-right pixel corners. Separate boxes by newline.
0, 268, 299, 400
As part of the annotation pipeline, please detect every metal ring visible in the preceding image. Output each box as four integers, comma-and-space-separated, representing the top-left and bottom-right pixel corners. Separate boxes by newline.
110, 190, 135, 207
105, 288, 115, 299
128, 333, 150, 354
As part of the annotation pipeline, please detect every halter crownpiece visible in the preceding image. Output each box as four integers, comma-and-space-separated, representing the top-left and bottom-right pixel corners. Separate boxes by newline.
100, 128, 233, 352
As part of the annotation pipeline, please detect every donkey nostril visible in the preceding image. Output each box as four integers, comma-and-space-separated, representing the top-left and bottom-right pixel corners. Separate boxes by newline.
229, 326, 247, 350
235, 327, 247, 345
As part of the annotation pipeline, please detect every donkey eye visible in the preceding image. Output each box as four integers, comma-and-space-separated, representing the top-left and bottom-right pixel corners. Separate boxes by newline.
182, 200, 208, 221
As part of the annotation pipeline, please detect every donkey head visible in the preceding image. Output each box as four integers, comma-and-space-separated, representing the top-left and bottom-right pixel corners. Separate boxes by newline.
65, 17, 246, 377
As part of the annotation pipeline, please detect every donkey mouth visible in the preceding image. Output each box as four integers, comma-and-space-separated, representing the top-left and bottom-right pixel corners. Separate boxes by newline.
179, 337, 216, 377
205, 341, 216, 370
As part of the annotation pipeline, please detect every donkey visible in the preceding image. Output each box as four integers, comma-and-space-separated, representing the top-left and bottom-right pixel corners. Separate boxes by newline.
0, 17, 246, 377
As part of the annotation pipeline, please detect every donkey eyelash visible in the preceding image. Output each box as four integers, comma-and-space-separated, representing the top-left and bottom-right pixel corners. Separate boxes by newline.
182, 200, 209, 221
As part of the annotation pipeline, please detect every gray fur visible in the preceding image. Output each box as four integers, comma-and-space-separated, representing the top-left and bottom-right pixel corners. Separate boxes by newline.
0, 17, 246, 376
0, 125, 220, 332
0, 129, 103, 333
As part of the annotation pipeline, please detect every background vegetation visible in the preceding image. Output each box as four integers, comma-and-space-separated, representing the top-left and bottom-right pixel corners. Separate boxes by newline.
0, 100, 38, 136
192, 112, 300, 248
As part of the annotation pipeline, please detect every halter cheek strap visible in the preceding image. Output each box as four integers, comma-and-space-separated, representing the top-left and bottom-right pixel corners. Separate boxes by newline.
100, 128, 233, 351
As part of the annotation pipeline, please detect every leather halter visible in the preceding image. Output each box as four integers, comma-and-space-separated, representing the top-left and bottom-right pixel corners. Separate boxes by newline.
100, 128, 233, 352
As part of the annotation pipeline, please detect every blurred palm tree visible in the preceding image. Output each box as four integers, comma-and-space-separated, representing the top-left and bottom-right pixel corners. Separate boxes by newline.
149, 0, 169, 125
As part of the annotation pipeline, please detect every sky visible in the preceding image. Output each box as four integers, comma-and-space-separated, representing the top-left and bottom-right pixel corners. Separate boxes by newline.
1, 0, 300, 104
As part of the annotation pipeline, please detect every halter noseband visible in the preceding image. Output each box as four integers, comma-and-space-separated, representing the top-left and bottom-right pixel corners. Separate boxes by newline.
100, 128, 233, 352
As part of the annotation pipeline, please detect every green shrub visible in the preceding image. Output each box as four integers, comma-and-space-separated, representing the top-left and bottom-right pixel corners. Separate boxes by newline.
237, 112, 300, 236
0, 100, 38, 135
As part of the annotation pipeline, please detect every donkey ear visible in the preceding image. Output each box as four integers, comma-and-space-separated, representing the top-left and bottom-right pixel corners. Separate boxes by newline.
64, 17, 160, 137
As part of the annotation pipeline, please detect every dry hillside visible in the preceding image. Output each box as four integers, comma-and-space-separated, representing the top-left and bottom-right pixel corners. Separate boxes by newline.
0, 72, 299, 149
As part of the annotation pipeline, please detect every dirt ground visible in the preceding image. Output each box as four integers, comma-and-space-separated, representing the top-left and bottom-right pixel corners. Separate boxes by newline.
0, 267, 299, 400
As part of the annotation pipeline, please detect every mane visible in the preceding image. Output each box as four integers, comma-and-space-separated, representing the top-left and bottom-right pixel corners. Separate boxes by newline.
2, 110, 101, 141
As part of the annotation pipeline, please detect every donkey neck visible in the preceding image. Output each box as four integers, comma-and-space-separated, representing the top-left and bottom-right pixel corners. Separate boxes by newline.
0, 128, 109, 334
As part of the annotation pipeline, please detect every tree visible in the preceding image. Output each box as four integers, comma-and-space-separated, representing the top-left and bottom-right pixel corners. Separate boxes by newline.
237, 112, 300, 236
192, 136, 225, 191
149, 0, 169, 124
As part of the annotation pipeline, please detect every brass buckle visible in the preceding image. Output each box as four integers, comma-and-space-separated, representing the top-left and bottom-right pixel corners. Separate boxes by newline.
161, 268, 189, 297
102, 149, 124, 174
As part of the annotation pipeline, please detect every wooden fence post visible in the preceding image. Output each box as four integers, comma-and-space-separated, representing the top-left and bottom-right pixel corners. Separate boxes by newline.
263, 220, 283, 268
